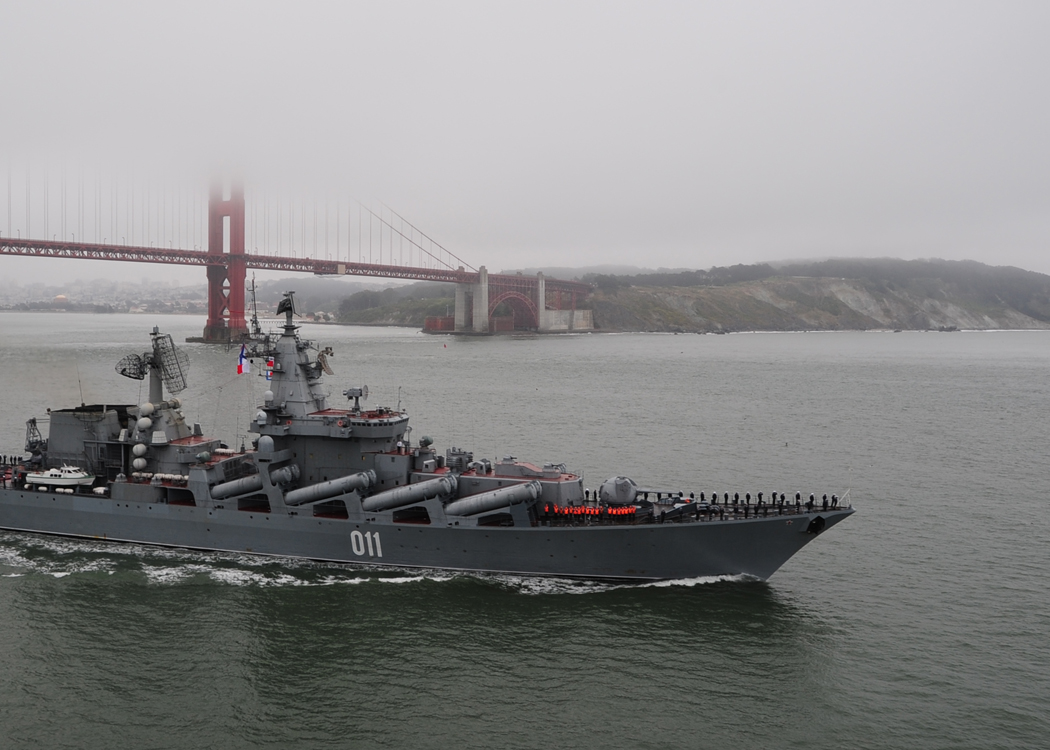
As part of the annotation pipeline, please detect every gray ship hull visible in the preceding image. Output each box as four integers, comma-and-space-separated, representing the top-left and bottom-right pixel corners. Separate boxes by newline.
6, 316, 855, 582
0, 487, 852, 580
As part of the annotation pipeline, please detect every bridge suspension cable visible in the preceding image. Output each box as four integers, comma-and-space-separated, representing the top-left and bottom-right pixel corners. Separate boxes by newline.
357, 201, 476, 273
378, 201, 476, 272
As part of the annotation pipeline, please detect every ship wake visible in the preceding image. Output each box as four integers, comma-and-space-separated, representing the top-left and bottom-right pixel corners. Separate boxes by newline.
0, 533, 758, 591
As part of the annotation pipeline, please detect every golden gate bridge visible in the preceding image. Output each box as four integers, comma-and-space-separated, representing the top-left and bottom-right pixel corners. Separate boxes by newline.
0, 177, 591, 340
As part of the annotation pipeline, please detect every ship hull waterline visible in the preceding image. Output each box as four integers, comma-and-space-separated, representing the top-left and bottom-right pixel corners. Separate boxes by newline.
0, 489, 853, 581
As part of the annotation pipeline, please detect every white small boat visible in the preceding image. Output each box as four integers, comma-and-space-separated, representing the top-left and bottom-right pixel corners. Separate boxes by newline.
25, 465, 95, 487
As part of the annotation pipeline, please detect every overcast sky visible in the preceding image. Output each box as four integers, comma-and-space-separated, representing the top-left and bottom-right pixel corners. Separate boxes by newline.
2, 0, 1049, 284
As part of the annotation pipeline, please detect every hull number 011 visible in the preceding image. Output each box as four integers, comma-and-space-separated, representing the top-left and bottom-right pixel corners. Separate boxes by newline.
350, 530, 382, 558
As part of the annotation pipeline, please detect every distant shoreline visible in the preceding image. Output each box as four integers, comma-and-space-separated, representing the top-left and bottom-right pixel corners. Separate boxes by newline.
7, 309, 1050, 337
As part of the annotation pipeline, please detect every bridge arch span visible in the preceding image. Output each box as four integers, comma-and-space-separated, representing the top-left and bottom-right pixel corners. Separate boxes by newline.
488, 290, 539, 329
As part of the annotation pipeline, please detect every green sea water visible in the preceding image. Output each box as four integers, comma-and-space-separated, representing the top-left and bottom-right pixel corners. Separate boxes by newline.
0, 314, 1046, 749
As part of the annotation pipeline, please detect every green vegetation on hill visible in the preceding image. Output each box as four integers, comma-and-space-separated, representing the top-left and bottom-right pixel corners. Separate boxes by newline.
587, 259, 1050, 332
584, 259, 1050, 322
255, 277, 377, 317
336, 282, 454, 326
586, 263, 777, 292
321, 258, 1050, 332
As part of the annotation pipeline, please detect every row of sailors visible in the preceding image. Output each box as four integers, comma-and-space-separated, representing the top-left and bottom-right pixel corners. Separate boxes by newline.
580, 490, 841, 512
545, 504, 636, 518
687, 492, 841, 511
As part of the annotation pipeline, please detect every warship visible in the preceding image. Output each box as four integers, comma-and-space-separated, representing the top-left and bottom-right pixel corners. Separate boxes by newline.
0, 293, 852, 581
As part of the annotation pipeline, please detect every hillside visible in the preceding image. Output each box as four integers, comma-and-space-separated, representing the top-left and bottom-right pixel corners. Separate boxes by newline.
335, 282, 454, 326
254, 277, 397, 316
588, 259, 1050, 332
315, 258, 1050, 332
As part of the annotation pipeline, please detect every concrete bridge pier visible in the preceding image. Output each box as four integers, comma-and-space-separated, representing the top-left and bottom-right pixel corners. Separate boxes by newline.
472, 266, 489, 332
535, 271, 593, 332
454, 283, 469, 331
536, 272, 548, 330
448, 266, 593, 334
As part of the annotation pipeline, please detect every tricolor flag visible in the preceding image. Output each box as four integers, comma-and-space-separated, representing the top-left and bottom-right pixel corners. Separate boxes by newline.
266, 357, 274, 380
237, 344, 250, 375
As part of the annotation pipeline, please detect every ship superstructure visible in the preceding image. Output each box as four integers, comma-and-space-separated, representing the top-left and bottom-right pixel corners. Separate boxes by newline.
0, 293, 852, 580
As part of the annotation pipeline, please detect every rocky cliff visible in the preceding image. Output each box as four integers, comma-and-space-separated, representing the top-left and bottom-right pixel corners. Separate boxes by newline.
591, 274, 1050, 332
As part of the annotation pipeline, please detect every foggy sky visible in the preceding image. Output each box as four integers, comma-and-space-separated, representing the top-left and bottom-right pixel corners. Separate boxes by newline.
3, 0, 1049, 285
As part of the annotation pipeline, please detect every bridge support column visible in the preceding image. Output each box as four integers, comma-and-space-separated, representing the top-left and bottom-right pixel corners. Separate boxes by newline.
472, 266, 489, 333
201, 181, 248, 343
454, 283, 469, 331
535, 272, 548, 331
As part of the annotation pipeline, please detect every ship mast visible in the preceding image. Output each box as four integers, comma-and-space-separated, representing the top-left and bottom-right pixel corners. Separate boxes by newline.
277, 291, 297, 334
249, 275, 262, 338
148, 328, 164, 404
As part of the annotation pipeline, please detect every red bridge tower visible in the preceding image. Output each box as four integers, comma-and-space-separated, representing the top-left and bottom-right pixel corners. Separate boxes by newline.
202, 182, 248, 342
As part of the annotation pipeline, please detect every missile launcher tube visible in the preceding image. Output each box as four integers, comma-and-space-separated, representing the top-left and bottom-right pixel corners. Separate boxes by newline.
362, 475, 458, 511
211, 474, 264, 500
211, 464, 301, 500
284, 470, 376, 506
444, 480, 541, 517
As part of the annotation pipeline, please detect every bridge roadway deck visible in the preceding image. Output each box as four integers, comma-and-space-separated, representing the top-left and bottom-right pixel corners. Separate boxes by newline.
0, 238, 592, 294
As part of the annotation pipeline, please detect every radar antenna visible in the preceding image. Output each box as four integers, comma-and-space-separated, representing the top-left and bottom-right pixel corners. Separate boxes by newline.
153, 332, 189, 395
115, 353, 148, 380
343, 385, 369, 412
277, 291, 299, 333
113, 328, 190, 398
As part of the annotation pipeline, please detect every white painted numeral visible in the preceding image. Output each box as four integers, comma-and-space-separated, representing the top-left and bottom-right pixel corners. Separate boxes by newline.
351, 530, 383, 558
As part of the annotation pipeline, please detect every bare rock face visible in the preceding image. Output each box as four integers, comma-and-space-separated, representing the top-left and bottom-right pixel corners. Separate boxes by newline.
591, 277, 1050, 333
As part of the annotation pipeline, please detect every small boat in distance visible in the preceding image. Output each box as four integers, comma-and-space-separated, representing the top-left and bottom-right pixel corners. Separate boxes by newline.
25, 465, 95, 487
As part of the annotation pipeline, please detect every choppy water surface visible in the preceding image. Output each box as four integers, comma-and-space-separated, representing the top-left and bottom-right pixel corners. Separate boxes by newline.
0, 314, 1047, 749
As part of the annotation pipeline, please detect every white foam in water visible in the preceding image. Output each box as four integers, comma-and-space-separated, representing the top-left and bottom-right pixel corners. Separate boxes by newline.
639, 574, 754, 588
142, 567, 188, 585
377, 575, 436, 584
138, 562, 371, 587
318, 575, 370, 587
486, 574, 621, 596
0, 549, 34, 570
482, 572, 756, 595
208, 568, 263, 586
0, 532, 754, 592
142, 564, 213, 585
45, 559, 120, 577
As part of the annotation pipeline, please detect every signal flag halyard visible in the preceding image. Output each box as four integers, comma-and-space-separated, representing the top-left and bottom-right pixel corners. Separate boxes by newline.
237, 345, 250, 375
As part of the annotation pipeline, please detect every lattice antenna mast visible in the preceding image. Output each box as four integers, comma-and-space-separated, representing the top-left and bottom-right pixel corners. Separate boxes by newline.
147, 338, 164, 404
